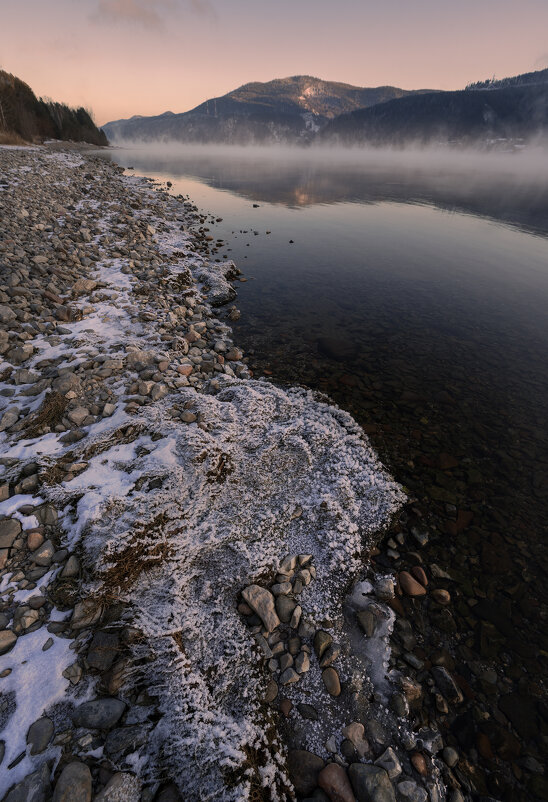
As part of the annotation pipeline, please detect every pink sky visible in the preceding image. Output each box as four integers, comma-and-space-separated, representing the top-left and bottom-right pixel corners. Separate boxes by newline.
2, 0, 547, 126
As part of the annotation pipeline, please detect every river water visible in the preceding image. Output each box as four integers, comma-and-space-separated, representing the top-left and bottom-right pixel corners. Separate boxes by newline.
102, 144, 548, 798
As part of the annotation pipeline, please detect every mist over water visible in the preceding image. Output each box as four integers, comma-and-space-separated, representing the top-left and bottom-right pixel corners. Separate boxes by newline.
101, 142, 548, 565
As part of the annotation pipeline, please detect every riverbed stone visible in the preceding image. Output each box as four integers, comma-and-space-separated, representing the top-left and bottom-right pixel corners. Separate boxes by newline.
52, 761, 92, 802
322, 667, 341, 696
348, 764, 395, 802
287, 750, 325, 796
27, 716, 54, 754
72, 697, 126, 729
0, 630, 17, 654
4, 763, 51, 802
318, 762, 356, 802
241, 585, 280, 632
0, 518, 22, 548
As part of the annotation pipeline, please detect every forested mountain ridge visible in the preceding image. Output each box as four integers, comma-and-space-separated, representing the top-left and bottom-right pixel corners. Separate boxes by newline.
0, 70, 108, 146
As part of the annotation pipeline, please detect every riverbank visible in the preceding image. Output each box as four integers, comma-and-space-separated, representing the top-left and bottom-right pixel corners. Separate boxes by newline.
0, 145, 414, 801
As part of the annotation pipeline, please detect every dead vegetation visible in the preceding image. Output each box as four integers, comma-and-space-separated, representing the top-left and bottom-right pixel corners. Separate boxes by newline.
97, 512, 174, 599
24, 391, 68, 438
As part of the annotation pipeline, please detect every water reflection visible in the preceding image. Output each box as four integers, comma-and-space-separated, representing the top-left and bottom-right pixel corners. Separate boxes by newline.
105, 144, 548, 235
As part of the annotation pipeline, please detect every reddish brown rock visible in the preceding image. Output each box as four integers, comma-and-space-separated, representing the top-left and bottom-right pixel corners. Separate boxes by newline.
399, 571, 427, 598
410, 565, 428, 587
411, 752, 428, 776
431, 589, 451, 605
318, 763, 356, 802
280, 698, 293, 717
27, 530, 44, 551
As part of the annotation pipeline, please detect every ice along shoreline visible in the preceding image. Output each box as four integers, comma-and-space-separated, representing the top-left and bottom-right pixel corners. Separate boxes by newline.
0, 143, 443, 802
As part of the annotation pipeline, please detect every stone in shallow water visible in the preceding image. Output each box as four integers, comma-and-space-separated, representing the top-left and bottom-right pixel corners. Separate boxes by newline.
399, 571, 427, 598
52, 761, 92, 802
241, 585, 280, 632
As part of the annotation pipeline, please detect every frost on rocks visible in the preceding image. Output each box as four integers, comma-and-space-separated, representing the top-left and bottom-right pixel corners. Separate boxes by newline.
48, 379, 404, 800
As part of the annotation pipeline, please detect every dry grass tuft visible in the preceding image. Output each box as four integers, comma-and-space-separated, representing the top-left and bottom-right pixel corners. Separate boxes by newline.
0, 131, 27, 146
25, 391, 68, 437
98, 513, 174, 599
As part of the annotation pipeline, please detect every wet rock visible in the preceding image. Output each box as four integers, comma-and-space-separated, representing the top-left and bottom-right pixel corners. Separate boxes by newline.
399, 571, 427, 597
431, 666, 463, 705
318, 763, 356, 802
375, 577, 395, 600
241, 585, 280, 632
72, 697, 126, 730
322, 667, 341, 696
27, 716, 54, 754
265, 680, 278, 702
410, 566, 428, 587
348, 764, 396, 802
287, 750, 325, 796
52, 761, 92, 802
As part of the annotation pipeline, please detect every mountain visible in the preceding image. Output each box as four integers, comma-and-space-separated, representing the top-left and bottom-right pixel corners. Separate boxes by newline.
102, 76, 433, 144
0, 70, 108, 146
322, 70, 548, 145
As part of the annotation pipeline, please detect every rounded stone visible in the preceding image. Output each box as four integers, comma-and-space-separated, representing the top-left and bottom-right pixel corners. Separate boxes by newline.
322, 667, 341, 697
53, 761, 92, 802
410, 752, 428, 776
431, 589, 451, 605
27, 716, 54, 755
0, 630, 17, 655
399, 571, 427, 598
71, 697, 126, 730
318, 763, 355, 802
287, 750, 325, 796
442, 746, 459, 767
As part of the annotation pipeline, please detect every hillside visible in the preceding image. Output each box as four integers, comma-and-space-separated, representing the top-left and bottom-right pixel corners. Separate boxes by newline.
102, 76, 433, 144
321, 78, 548, 145
0, 70, 108, 146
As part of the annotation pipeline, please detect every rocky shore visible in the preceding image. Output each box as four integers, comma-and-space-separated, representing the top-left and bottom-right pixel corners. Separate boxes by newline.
0, 144, 544, 802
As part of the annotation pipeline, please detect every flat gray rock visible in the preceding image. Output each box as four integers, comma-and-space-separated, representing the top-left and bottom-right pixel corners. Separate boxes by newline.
52, 761, 92, 802
72, 698, 126, 730
4, 763, 51, 802
27, 716, 54, 755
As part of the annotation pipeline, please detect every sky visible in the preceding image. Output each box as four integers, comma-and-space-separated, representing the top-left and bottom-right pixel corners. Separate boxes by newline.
2, 0, 548, 126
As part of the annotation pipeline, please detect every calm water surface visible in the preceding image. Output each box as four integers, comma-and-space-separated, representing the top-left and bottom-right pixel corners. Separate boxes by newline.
104, 146, 548, 682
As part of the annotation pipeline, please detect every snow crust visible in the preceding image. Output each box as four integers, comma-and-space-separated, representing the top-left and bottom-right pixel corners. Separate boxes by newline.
47, 378, 404, 799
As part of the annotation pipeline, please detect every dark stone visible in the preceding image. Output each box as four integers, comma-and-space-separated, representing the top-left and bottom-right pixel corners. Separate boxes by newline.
287, 750, 325, 796
52, 761, 92, 802
86, 631, 120, 672
348, 763, 396, 802
297, 703, 319, 721
498, 694, 539, 739
72, 698, 126, 730
104, 725, 148, 757
4, 763, 51, 802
